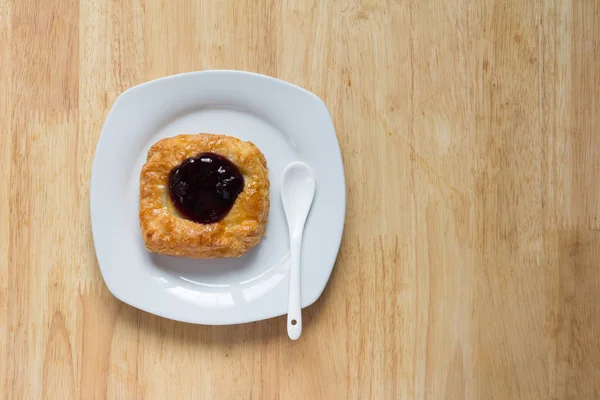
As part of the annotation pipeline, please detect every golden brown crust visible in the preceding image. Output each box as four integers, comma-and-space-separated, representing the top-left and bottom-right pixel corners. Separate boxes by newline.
139, 134, 269, 258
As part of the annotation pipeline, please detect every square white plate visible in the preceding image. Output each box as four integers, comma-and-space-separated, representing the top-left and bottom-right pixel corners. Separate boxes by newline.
90, 70, 345, 324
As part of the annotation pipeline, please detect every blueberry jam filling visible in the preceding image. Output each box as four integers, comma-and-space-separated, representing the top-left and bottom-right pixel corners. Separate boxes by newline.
168, 152, 244, 223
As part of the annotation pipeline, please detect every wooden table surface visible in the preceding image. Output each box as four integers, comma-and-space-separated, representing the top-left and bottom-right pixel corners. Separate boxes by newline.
2, 0, 600, 399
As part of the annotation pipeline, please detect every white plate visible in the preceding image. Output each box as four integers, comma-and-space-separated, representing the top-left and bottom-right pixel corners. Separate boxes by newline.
90, 71, 346, 324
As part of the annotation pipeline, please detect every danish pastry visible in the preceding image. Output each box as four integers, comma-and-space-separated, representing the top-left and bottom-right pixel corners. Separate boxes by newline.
139, 134, 269, 258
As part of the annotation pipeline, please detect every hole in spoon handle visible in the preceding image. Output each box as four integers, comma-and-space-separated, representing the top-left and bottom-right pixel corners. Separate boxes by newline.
287, 311, 302, 340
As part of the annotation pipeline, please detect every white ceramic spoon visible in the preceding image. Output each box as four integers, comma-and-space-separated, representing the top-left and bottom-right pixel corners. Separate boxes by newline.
281, 162, 316, 340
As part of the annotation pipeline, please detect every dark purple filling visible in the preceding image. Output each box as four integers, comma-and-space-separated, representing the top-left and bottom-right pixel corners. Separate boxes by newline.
168, 152, 244, 223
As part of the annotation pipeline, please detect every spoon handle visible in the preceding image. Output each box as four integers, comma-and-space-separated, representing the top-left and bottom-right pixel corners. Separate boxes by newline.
287, 234, 302, 340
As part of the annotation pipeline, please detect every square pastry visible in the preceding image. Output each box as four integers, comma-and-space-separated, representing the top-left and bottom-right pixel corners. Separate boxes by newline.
139, 133, 270, 258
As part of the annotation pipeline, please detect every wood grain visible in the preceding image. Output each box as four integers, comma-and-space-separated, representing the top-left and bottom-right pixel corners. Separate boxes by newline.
1, 0, 599, 398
